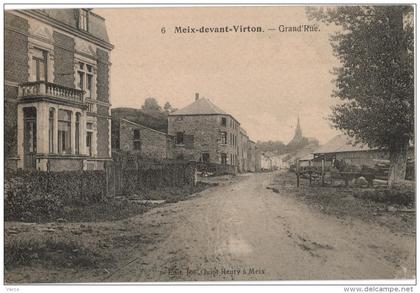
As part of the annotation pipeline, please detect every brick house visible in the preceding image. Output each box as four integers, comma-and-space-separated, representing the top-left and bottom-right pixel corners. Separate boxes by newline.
168, 93, 258, 171
5, 9, 113, 171
111, 118, 174, 160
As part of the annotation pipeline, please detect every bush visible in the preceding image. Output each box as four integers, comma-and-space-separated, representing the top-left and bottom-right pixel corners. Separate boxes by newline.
354, 187, 415, 206
5, 190, 65, 222
4, 170, 107, 222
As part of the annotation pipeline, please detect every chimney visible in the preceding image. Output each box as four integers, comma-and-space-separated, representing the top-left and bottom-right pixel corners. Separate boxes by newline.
195, 92, 199, 101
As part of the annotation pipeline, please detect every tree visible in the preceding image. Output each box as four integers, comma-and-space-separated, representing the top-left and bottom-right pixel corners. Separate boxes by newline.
307, 6, 414, 187
142, 97, 162, 112
163, 102, 177, 114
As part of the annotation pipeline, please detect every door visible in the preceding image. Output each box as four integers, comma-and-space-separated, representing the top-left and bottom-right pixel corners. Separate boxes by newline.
23, 107, 37, 170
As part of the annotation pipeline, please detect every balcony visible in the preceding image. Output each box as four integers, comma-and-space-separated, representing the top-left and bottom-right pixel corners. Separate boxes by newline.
18, 81, 85, 106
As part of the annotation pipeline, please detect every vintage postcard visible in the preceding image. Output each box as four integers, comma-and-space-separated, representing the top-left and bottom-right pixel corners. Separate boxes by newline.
2, 3, 416, 288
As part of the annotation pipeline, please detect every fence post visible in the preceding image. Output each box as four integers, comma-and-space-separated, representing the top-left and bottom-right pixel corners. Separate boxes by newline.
321, 158, 325, 187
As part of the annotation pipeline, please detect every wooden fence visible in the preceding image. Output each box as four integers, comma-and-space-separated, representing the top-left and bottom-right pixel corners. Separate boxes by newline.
107, 154, 197, 197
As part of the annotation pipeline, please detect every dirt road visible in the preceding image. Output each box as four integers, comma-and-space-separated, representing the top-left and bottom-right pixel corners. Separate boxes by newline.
103, 172, 415, 282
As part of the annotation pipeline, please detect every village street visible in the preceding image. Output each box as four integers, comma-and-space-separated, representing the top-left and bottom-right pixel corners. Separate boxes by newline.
102, 171, 415, 282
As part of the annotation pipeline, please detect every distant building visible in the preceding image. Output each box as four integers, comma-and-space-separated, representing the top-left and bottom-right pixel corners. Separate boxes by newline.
168, 93, 258, 171
5, 9, 113, 171
267, 153, 283, 170
260, 153, 273, 171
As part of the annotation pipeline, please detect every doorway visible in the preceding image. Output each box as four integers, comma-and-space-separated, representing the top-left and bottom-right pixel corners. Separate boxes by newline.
23, 107, 37, 170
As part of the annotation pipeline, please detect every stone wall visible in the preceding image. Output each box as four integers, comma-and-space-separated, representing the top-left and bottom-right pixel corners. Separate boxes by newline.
117, 119, 171, 160
48, 157, 84, 171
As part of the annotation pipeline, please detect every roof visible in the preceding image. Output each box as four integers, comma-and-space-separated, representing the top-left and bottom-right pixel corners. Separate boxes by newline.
299, 153, 314, 161
120, 118, 168, 136
15, 9, 112, 49
170, 98, 228, 116
314, 135, 373, 154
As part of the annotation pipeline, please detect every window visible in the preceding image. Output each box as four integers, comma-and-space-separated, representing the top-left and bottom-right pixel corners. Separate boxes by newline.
176, 132, 184, 144
133, 129, 141, 150
77, 62, 94, 98
48, 108, 55, 153
133, 129, 140, 140
201, 153, 210, 163
221, 153, 227, 165
75, 113, 81, 155
58, 110, 71, 154
221, 117, 227, 126
86, 122, 93, 156
79, 9, 89, 31
32, 48, 47, 82
221, 132, 227, 144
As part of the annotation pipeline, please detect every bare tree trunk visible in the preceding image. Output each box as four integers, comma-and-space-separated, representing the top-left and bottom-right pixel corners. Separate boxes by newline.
388, 139, 409, 188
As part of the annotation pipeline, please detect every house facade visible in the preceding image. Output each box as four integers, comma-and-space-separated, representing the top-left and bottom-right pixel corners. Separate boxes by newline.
238, 127, 249, 172
168, 93, 253, 170
111, 118, 174, 160
5, 9, 113, 171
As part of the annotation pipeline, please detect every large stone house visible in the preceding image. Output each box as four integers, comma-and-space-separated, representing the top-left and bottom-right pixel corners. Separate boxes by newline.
5, 9, 113, 171
168, 93, 259, 170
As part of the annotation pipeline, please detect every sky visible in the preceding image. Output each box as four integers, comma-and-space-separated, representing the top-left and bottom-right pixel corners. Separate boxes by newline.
95, 6, 342, 144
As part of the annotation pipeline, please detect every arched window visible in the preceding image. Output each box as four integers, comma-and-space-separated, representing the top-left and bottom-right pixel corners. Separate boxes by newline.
49, 108, 55, 153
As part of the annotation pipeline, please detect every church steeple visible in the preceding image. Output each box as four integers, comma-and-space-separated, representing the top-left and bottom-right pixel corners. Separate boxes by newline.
287, 115, 305, 147
293, 115, 303, 140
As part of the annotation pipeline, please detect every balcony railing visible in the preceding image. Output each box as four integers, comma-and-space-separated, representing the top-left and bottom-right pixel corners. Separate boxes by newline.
86, 101, 95, 113
18, 81, 85, 104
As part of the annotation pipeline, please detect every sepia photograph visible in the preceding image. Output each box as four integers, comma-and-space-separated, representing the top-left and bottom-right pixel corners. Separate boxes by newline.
2, 2, 416, 289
